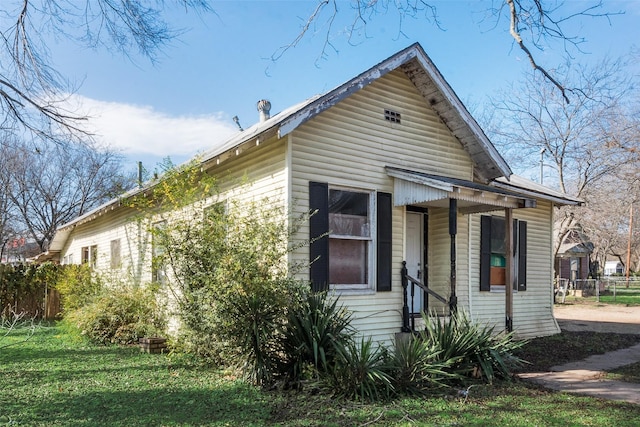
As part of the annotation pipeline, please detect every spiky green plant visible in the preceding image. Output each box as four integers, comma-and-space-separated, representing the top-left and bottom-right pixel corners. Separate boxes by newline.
389, 334, 455, 395
329, 337, 393, 401
283, 291, 355, 381
421, 311, 525, 383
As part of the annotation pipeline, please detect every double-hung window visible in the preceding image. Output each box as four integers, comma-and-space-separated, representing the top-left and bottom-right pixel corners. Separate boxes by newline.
480, 215, 527, 292
328, 189, 373, 289
152, 221, 167, 284
81, 245, 98, 268
309, 182, 392, 293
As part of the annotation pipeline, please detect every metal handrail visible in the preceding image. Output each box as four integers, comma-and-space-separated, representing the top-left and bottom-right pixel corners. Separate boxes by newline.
404, 273, 448, 305
401, 261, 449, 332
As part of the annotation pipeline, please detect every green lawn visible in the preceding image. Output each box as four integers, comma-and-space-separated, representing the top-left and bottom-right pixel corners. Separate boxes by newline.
2, 324, 640, 426
598, 283, 640, 305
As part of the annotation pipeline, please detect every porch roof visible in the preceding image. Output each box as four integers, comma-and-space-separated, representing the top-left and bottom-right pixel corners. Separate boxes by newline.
386, 167, 535, 214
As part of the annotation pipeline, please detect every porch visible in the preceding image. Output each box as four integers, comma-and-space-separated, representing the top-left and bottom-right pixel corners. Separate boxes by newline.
387, 167, 537, 333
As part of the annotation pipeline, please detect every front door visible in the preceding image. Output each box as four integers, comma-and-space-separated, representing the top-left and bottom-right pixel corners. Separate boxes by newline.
406, 211, 427, 314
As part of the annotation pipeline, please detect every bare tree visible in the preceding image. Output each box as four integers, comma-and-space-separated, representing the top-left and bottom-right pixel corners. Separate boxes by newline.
3, 141, 128, 252
485, 55, 640, 263
274, 1, 621, 101
0, 0, 210, 146
491, 57, 639, 198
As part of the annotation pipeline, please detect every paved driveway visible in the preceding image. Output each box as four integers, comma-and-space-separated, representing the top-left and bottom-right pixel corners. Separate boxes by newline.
554, 303, 640, 334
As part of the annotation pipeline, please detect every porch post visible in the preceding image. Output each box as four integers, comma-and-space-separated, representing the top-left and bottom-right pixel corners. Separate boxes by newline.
505, 208, 514, 332
401, 261, 411, 332
449, 198, 458, 313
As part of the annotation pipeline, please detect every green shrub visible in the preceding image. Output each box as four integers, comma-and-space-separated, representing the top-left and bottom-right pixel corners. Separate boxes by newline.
147, 190, 313, 385
67, 284, 166, 345
421, 311, 525, 383
389, 334, 454, 395
282, 291, 355, 381
215, 278, 304, 385
55, 264, 102, 313
328, 337, 393, 401
0, 262, 61, 318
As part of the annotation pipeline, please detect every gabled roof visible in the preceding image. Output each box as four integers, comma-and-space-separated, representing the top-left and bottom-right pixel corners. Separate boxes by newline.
200, 42, 511, 182
48, 43, 516, 255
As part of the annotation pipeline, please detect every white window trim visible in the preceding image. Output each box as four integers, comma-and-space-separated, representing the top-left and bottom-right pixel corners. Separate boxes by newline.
328, 185, 376, 292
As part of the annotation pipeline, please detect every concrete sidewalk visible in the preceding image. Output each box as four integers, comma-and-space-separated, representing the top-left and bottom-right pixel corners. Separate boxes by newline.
519, 304, 640, 404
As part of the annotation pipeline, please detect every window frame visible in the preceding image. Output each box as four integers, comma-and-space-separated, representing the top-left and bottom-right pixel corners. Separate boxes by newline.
309, 181, 392, 294
151, 220, 167, 284
110, 239, 121, 269
327, 186, 376, 291
480, 215, 527, 293
81, 245, 98, 268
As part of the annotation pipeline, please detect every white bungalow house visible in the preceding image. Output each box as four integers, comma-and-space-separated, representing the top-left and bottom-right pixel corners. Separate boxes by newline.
46, 43, 582, 343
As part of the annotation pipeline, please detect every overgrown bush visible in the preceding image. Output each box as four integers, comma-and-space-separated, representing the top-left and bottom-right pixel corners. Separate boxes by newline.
145, 177, 312, 384
66, 283, 166, 345
0, 262, 61, 318
55, 264, 102, 313
421, 311, 525, 383
215, 278, 304, 385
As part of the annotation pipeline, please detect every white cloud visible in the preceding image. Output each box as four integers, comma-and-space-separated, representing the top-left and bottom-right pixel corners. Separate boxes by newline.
69, 95, 238, 157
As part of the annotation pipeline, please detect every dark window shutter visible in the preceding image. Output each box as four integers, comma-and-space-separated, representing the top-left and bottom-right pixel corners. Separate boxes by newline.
480, 215, 492, 291
518, 220, 527, 291
377, 192, 392, 292
309, 182, 329, 292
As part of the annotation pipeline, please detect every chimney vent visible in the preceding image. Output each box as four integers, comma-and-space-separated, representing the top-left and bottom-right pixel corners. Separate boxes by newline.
257, 99, 271, 122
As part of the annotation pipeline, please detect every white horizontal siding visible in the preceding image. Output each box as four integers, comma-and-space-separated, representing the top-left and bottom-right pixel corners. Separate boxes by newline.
61, 205, 154, 284
468, 201, 560, 338
427, 208, 452, 313
61, 137, 289, 285
290, 69, 477, 343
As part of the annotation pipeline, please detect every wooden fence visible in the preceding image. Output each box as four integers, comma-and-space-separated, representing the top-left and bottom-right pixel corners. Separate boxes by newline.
0, 263, 61, 320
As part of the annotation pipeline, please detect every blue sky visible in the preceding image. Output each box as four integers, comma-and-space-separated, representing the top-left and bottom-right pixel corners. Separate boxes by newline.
47, 1, 640, 174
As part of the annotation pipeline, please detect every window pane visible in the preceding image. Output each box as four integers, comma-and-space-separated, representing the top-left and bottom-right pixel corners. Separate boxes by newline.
329, 190, 369, 237
329, 239, 368, 284
110, 239, 121, 269
490, 217, 505, 254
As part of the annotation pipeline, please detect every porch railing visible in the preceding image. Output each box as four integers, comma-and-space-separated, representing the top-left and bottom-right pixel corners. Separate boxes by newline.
401, 261, 449, 332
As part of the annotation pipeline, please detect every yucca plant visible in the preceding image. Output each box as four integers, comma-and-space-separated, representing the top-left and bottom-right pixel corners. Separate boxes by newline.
283, 291, 355, 381
421, 311, 526, 383
222, 290, 285, 386
390, 334, 455, 395
329, 337, 393, 401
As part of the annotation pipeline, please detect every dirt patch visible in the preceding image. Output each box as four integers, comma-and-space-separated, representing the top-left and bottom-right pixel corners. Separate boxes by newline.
554, 303, 640, 335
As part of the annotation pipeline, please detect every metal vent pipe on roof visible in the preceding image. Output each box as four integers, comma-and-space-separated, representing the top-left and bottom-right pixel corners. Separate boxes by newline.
257, 99, 271, 122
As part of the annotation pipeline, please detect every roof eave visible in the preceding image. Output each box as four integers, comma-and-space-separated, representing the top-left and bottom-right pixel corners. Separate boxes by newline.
492, 181, 584, 206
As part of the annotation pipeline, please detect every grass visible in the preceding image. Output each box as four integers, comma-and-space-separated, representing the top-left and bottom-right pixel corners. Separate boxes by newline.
2, 323, 640, 426
576, 283, 640, 306
1, 325, 271, 426
555, 281, 640, 306
606, 361, 640, 383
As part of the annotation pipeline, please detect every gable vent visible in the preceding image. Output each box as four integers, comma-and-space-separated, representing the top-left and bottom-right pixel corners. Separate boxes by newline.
384, 109, 401, 124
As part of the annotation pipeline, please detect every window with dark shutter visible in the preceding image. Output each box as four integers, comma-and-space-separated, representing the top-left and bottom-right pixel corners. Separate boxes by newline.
309, 181, 390, 293
309, 182, 329, 292
480, 215, 527, 292
517, 221, 527, 291
377, 192, 392, 291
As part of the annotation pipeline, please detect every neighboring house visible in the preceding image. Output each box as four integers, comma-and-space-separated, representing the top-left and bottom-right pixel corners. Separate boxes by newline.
554, 224, 594, 284
45, 43, 582, 343
1, 238, 40, 264
604, 261, 624, 276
